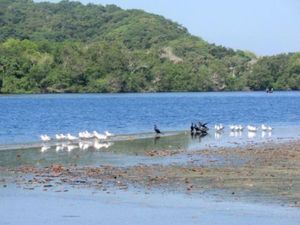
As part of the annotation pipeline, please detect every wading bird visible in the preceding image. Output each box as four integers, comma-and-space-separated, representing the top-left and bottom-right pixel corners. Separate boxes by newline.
154, 125, 162, 135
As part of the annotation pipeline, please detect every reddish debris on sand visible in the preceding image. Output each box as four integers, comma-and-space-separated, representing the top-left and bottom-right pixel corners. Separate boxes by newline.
51, 164, 64, 175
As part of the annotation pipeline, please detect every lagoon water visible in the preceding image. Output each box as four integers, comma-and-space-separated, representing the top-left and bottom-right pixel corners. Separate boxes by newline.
1, 187, 300, 225
1, 92, 300, 225
0, 92, 299, 146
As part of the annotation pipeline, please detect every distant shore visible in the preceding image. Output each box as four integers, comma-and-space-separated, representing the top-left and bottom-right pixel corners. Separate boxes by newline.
0, 90, 299, 95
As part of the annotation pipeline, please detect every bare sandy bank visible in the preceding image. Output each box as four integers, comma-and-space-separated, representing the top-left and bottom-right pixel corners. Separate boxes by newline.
1, 140, 300, 207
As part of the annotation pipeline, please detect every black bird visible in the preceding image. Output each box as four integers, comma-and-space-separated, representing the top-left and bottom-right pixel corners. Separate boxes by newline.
154, 125, 162, 135
198, 121, 209, 131
198, 121, 208, 126
202, 122, 209, 127
194, 125, 201, 133
190, 123, 195, 133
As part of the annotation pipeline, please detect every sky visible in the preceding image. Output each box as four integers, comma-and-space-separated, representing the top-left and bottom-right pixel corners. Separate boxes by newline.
34, 0, 300, 56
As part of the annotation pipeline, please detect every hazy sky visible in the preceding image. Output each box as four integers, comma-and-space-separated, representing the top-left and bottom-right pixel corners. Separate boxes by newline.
34, 0, 300, 56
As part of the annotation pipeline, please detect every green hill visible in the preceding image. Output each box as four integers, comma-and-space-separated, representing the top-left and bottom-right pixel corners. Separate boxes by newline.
0, 0, 299, 93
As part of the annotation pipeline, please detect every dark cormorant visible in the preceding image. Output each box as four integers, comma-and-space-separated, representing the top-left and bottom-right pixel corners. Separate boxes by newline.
154, 125, 162, 135
198, 121, 209, 131
190, 123, 195, 133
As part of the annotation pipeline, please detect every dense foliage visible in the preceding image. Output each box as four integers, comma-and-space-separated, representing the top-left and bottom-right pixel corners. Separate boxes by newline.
0, 0, 299, 93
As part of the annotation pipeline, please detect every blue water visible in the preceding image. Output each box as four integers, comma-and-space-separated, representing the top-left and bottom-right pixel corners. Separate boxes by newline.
0, 92, 299, 145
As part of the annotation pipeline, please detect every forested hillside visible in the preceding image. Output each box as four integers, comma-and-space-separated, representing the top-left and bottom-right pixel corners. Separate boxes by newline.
0, 0, 299, 93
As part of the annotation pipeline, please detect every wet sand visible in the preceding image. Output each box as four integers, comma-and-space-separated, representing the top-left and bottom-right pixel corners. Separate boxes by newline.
1, 140, 300, 207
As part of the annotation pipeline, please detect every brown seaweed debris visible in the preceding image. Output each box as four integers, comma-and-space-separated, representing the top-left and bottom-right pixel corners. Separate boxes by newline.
51, 164, 65, 175
3, 140, 300, 206
146, 149, 183, 157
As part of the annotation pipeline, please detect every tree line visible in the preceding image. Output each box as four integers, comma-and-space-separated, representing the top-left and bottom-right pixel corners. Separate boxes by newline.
0, 0, 299, 93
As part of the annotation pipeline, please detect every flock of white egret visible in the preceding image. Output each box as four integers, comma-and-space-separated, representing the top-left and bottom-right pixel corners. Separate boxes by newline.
214, 124, 273, 139
40, 130, 114, 152
40, 130, 113, 142
214, 124, 273, 132
39, 124, 274, 153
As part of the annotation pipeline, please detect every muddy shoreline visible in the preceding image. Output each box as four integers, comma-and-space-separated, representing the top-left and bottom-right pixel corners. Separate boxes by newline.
1, 140, 300, 207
